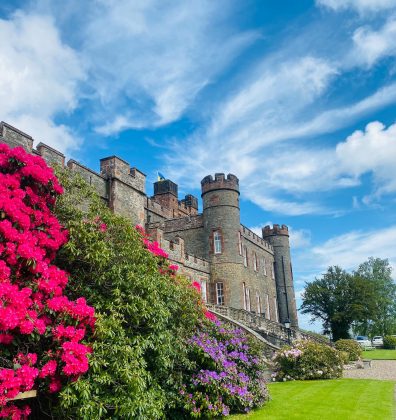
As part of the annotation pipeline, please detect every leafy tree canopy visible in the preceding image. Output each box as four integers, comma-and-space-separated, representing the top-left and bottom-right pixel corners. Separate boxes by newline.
300, 266, 377, 341
353, 257, 396, 337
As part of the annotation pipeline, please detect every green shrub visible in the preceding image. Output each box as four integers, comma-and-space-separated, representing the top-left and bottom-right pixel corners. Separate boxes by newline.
53, 170, 205, 419
335, 339, 362, 361
383, 335, 396, 349
273, 340, 343, 381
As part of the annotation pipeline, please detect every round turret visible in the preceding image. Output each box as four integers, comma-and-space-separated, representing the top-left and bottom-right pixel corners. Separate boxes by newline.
262, 224, 298, 327
201, 173, 242, 307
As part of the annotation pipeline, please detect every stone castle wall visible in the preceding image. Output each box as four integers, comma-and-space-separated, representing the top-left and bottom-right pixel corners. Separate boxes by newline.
0, 121, 298, 326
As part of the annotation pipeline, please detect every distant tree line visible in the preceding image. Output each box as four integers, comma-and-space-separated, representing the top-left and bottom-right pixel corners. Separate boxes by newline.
301, 257, 396, 341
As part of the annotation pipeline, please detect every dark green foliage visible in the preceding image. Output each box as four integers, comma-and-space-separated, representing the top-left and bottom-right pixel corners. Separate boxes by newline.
353, 258, 396, 337
53, 169, 204, 419
335, 339, 362, 361
301, 266, 377, 341
383, 335, 396, 349
273, 340, 343, 381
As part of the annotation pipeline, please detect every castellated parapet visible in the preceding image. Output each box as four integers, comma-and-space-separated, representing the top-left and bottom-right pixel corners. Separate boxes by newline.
263, 224, 289, 237
201, 173, 239, 196
0, 121, 299, 327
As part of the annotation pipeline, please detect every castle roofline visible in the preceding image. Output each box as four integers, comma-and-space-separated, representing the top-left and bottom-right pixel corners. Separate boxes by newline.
201, 173, 239, 196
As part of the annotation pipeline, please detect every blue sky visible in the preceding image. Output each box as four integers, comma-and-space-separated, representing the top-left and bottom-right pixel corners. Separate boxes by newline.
1, 0, 396, 331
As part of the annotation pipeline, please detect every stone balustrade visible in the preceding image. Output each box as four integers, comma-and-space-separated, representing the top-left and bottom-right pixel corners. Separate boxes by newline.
206, 304, 329, 347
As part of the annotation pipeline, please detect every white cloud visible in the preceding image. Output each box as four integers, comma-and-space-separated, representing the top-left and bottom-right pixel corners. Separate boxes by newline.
336, 121, 396, 198
0, 11, 84, 152
289, 228, 312, 249
352, 17, 396, 67
317, 0, 396, 13
5, 115, 79, 153
311, 226, 396, 272
75, 0, 257, 131
163, 39, 396, 215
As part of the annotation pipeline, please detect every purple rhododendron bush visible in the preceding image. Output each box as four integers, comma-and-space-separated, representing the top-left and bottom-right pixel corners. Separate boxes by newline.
172, 320, 269, 418
272, 339, 343, 382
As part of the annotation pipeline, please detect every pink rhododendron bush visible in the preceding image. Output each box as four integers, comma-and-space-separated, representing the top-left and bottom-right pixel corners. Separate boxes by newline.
272, 339, 343, 382
0, 144, 95, 419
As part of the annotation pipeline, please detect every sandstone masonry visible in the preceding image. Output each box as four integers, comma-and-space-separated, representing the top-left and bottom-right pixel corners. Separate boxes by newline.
0, 121, 299, 327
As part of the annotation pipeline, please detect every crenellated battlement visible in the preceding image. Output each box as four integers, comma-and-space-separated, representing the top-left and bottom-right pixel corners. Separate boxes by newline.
201, 173, 239, 196
262, 224, 289, 237
100, 156, 146, 194
241, 225, 274, 253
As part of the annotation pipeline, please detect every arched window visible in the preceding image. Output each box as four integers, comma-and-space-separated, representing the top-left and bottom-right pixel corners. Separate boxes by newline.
213, 230, 222, 254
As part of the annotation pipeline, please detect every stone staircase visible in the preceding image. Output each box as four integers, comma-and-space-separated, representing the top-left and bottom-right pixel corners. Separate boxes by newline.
206, 304, 329, 356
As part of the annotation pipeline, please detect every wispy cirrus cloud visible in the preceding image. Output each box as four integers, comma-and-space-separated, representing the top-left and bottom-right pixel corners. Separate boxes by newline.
316, 0, 396, 13
74, 0, 259, 133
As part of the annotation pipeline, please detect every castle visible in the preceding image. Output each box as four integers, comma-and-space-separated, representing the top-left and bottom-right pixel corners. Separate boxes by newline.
0, 121, 299, 327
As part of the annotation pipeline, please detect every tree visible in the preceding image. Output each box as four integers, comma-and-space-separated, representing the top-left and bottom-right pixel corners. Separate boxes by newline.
53, 168, 205, 419
301, 266, 376, 341
353, 257, 396, 337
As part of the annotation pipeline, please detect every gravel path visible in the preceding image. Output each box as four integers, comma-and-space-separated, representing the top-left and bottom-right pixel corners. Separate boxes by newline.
343, 360, 396, 381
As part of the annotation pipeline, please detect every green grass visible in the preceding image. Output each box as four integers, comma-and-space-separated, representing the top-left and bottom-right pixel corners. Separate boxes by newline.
362, 349, 396, 360
231, 379, 395, 420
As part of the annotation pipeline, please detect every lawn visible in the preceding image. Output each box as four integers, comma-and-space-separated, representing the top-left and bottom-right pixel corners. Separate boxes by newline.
231, 379, 395, 419
362, 349, 396, 360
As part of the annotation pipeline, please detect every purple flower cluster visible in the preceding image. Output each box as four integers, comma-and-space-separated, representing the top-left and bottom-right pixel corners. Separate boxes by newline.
179, 321, 269, 417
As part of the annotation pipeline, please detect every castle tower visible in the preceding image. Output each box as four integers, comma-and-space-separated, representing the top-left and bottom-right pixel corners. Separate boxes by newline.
262, 224, 298, 327
201, 173, 243, 307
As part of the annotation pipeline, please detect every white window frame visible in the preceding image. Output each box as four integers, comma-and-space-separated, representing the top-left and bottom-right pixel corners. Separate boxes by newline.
216, 282, 224, 305
242, 282, 246, 310
263, 257, 267, 275
201, 280, 207, 302
246, 287, 251, 311
214, 230, 222, 254
271, 262, 275, 279
273, 297, 279, 322
243, 246, 248, 267
238, 232, 242, 255
253, 253, 258, 272
256, 292, 261, 314
265, 294, 270, 319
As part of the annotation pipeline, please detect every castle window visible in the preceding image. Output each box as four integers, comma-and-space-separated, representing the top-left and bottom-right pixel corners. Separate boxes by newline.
213, 230, 222, 254
216, 282, 224, 305
265, 294, 270, 320
243, 246, 248, 267
238, 232, 242, 255
253, 253, 258, 271
272, 262, 276, 279
245, 287, 251, 311
273, 297, 279, 322
201, 280, 207, 302
242, 282, 246, 310
256, 293, 261, 314
169, 241, 174, 250
263, 257, 267, 275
